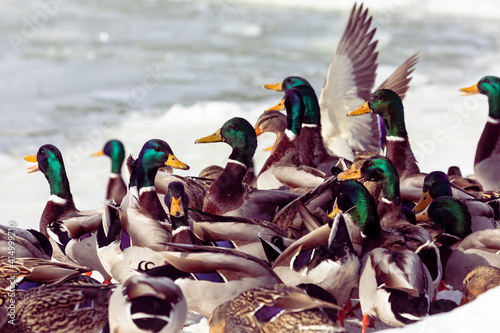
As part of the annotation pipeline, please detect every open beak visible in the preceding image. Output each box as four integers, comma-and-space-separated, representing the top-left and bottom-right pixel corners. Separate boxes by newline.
24, 154, 40, 173
459, 83, 480, 96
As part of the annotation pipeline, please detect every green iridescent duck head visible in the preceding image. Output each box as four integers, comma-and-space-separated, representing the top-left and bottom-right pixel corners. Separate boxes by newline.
25, 144, 72, 199
413, 171, 452, 214
195, 117, 257, 167
136, 139, 189, 189
264, 76, 320, 125
333, 179, 382, 237
460, 76, 500, 119
347, 89, 407, 138
421, 196, 472, 239
92, 139, 125, 174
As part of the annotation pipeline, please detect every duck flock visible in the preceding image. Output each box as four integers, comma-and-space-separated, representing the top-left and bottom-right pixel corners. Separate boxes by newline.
2, 3, 500, 333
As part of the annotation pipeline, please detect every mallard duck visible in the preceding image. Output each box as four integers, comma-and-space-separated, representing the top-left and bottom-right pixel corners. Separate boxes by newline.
460, 75, 500, 191
347, 89, 420, 183
135, 139, 190, 222
108, 274, 187, 333
413, 171, 497, 232
268, 85, 346, 175
0, 224, 52, 259
151, 243, 281, 316
264, 4, 418, 162
164, 181, 204, 245
208, 283, 343, 333
91, 139, 128, 205
461, 265, 500, 305
254, 110, 287, 154
24, 145, 110, 277
257, 90, 326, 189
332, 178, 441, 294
195, 117, 300, 221
272, 206, 360, 310
420, 197, 500, 291
1, 283, 111, 333
331, 179, 435, 331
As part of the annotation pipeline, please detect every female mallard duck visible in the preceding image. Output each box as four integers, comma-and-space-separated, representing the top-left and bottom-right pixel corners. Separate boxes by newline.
1, 282, 111, 333
108, 274, 187, 333
91, 139, 128, 205
195, 117, 300, 221
271, 206, 360, 311
419, 197, 500, 291
264, 4, 418, 161
0, 224, 52, 259
257, 90, 325, 190
135, 139, 190, 222
347, 89, 420, 183
413, 171, 497, 232
461, 265, 500, 305
254, 110, 287, 154
209, 283, 343, 333
460, 75, 500, 191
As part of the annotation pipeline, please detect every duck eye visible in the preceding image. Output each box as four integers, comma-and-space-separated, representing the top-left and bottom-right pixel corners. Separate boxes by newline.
484, 78, 491, 84
154, 146, 160, 152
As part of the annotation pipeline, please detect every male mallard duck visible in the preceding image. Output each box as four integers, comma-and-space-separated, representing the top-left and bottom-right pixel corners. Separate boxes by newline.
108, 274, 187, 333
195, 117, 300, 221
461, 265, 500, 305
268, 85, 345, 175
0, 224, 52, 259
257, 89, 326, 189
91, 139, 128, 205
413, 171, 497, 232
24, 144, 109, 275
208, 283, 343, 333
164, 181, 204, 245
347, 89, 420, 183
332, 178, 442, 296
460, 75, 500, 191
272, 207, 360, 310
1, 283, 111, 333
135, 139, 190, 222
264, 4, 418, 161
420, 197, 500, 291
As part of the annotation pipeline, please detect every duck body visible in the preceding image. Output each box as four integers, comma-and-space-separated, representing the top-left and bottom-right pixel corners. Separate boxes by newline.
208, 283, 342, 333
272, 210, 360, 307
108, 274, 187, 333
359, 247, 432, 328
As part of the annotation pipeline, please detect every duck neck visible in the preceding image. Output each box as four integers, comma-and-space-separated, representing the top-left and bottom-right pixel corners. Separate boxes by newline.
475, 95, 500, 165
136, 157, 167, 221
299, 86, 321, 126
385, 137, 420, 179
